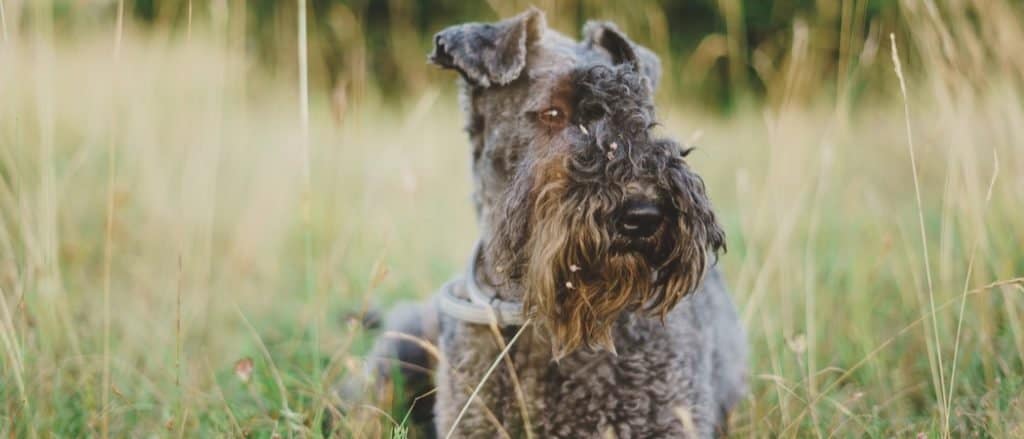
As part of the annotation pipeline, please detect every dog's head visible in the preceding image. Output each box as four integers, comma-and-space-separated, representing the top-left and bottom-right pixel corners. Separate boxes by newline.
431, 9, 725, 357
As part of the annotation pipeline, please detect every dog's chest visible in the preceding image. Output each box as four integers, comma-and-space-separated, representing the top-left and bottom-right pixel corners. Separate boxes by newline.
526, 332, 695, 437
438, 309, 713, 438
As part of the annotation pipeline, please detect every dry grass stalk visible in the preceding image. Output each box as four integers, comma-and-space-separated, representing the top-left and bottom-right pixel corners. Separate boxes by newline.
945, 148, 999, 433
445, 319, 533, 439
0, 0, 8, 43
890, 32, 948, 436
101, 2, 126, 437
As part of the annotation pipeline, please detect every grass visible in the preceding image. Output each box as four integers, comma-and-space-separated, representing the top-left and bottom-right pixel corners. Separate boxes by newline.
3, 3, 1024, 438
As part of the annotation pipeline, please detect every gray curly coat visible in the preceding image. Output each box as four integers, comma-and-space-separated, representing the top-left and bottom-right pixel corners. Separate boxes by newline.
352, 8, 747, 438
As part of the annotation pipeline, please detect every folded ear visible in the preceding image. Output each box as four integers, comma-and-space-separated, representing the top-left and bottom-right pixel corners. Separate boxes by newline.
429, 8, 546, 88
582, 21, 662, 91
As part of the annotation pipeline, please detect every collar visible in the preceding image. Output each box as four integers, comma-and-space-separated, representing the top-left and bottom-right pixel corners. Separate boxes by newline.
437, 242, 525, 326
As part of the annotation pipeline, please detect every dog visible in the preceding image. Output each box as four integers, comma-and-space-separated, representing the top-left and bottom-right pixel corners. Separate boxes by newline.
337, 8, 747, 438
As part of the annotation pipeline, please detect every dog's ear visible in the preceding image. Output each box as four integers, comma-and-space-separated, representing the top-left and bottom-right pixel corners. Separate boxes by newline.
583, 21, 662, 91
429, 8, 546, 88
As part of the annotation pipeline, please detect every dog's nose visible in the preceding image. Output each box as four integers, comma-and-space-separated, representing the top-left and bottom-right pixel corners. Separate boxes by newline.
617, 201, 663, 239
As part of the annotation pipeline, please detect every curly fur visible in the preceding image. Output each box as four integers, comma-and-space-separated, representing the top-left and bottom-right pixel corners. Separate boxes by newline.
339, 9, 747, 439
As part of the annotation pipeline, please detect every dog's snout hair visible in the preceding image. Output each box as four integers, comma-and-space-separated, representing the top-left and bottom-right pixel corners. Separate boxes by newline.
485, 62, 726, 357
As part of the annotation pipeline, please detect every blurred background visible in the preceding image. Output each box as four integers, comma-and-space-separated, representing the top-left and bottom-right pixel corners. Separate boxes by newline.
1, 0, 1023, 437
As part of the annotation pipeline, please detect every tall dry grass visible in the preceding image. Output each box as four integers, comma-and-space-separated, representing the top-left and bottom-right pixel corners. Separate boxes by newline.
1, 1, 1024, 437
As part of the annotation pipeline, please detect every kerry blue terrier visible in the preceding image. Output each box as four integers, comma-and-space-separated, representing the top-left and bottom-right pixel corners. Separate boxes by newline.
339, 8, 747, 438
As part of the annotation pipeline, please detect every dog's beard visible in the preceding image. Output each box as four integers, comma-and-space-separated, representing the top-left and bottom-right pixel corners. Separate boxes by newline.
492, 181, 710, 359
525, 231, 658, 358
524, 199, 711, 358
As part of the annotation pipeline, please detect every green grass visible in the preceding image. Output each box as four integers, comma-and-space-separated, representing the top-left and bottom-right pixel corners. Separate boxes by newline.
3, 12, 1024, 439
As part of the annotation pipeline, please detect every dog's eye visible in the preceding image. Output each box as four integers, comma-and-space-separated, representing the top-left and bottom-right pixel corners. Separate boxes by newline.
538, 107, 567, 126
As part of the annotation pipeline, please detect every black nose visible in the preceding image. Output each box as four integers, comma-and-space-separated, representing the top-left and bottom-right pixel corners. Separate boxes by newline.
617, 201, 663, 239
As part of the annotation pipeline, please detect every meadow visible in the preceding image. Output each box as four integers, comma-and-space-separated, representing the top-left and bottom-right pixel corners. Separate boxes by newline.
2, 1, 1024, 437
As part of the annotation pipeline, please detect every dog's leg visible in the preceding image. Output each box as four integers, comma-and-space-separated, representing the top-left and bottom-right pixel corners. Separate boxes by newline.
328, 300, 440, 438
372, 300, 440, 436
